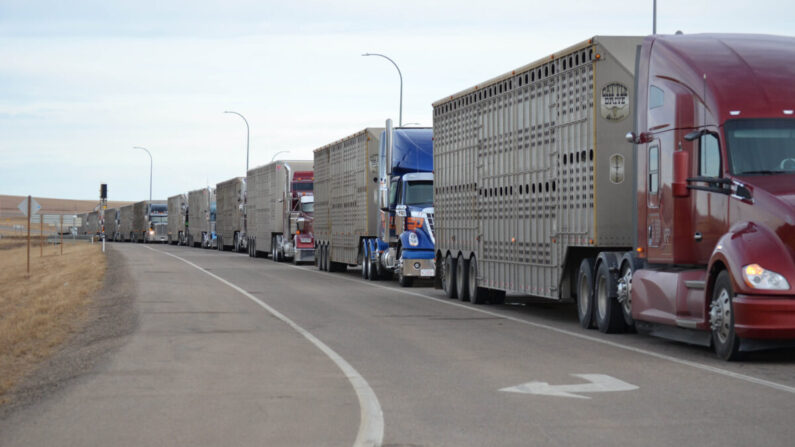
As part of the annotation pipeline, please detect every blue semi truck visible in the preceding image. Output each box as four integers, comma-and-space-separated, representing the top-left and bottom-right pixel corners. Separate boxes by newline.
314, 119, 435, 286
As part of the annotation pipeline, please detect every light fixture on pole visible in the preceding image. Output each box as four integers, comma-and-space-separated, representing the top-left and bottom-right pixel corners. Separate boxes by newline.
132, 146, 152, 203
224, 110, 250, 173
362, 52, 403, 127
271, 150, 290, 162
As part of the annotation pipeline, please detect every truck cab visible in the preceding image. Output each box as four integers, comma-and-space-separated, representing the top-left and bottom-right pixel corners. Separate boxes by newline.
371, 120, 435, 286
627, 34, 795, 359
146, 203, 168, 243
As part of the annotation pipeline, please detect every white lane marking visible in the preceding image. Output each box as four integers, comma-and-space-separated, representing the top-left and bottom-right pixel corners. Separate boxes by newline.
275, 259, 795, 396
143, 246, 384, 447
156, 244, 795, 395
500, 374, 639, 399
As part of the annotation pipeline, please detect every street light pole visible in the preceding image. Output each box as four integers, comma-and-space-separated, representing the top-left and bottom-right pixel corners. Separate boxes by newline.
362, 53, 403, 127
132, 146, 152, 203
271, 150, 290, 162
224, 111, 250, 173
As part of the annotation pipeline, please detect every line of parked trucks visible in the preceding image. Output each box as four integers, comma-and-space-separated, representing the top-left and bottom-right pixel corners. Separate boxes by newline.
82, 33, 795, 360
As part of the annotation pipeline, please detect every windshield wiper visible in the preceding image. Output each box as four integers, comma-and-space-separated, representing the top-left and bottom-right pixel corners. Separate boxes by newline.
738, 170, 787, 175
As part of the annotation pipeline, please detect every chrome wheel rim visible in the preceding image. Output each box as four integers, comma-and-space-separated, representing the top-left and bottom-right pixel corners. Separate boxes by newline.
710, 288, 732, 343
617, 265, 632, 316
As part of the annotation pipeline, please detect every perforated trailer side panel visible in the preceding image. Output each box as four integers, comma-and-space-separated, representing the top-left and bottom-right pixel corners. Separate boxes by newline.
167, 194, 187, 238
313, 128, 382, 265
187, 188, 214, 241
215, 177, 244, 243
434, 36, 639, 299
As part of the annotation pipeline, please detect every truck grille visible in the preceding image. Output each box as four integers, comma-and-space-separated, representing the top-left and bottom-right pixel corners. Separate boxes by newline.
155, 223, 168, 237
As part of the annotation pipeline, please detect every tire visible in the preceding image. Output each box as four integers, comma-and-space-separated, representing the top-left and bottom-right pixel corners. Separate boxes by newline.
271, 236, 278, 262
361, 240, 369, 280
468, 256, 486, 304
397, 268, 413, 287
367, 240, 379, 281
218, 235, 224, 251
710, 270, 741, 361
443, 254, 457, 299
617, 257, 639, 330
577, 258, 596, 329
594, 260, 626, 333
456, 254, 469, 302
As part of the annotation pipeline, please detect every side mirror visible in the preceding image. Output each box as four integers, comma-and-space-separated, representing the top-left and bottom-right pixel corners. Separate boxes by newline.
626, 131, 653, 144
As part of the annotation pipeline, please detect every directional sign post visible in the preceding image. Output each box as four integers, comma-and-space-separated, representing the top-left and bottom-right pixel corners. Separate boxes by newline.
500, 374, 638, 399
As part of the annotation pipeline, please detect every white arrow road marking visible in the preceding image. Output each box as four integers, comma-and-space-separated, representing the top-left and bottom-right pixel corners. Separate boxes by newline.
500, 374, 639, 399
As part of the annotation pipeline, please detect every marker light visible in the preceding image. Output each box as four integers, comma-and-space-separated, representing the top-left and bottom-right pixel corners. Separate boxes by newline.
784, 110, 794, 115
408, 232, 419, 247
742, 264, 790, 290
730, 110, 741, 116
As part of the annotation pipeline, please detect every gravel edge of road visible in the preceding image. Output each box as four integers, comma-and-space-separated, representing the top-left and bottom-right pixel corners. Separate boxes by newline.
0, 245, 138, 421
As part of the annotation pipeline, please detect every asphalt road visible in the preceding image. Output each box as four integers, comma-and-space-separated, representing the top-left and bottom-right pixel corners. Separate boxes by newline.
2, 243, 794, 446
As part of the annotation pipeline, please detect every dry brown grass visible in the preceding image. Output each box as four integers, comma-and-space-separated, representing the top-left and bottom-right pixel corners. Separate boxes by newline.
0, 237, 106, 401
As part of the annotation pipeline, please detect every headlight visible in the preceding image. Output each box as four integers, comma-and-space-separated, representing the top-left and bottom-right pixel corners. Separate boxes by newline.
408, 232, 419, 247
742, 264, 790, 290
149, 230, 155, 235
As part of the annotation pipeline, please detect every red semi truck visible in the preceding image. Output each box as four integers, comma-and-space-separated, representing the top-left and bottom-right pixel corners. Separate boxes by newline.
433, 34, 795, 360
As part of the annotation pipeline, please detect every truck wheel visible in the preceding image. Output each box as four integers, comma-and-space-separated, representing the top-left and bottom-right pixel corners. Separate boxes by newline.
218, 235, 223, 251
456, 255, 470, 302
617, 256, 640, 331
367, 240, 379, 281
710, 270, 741, 361
443, 254, 457, 299
397, 269, 413, 287
577, 258, 596, 329
271, 237, 277, 261
594, 260, 626, 333
321, 244, 329, 271
468, 256, 486, 304
361, 240, 369, 279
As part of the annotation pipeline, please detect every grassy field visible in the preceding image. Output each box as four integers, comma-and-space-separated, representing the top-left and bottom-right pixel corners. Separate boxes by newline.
0, 236, 106, 402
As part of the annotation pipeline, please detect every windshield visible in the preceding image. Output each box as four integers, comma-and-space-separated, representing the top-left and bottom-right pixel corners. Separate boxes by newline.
404, 180, 433, 206
151, 216, 167, 224
301, 201, 314, 213
293, 182, 313, 192
725, 119, 795, 175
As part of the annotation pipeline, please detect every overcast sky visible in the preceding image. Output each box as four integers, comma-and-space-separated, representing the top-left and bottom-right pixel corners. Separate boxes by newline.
1, 0, 793, 201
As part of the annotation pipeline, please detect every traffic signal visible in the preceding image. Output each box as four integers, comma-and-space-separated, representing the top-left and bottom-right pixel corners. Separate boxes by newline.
100, 183, 107, 199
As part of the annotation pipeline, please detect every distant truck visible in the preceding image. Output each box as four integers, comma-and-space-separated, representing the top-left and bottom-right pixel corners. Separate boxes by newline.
86, 211, 99, 236
167, 194, 188, 245
215, 177, 248, 252
432, 34, 795, 360
187, 187, 216, 248
119, 205, 134, 241
247, 161, 314, 263
103, 208, 119, 241
313, 122, 435, 286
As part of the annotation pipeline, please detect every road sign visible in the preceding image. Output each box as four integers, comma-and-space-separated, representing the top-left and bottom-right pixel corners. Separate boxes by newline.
500, 374, 638, 399
18, 197, 41, 216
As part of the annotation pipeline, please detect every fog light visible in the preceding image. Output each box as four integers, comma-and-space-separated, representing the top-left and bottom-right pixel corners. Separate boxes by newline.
414, 262, 421, 269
